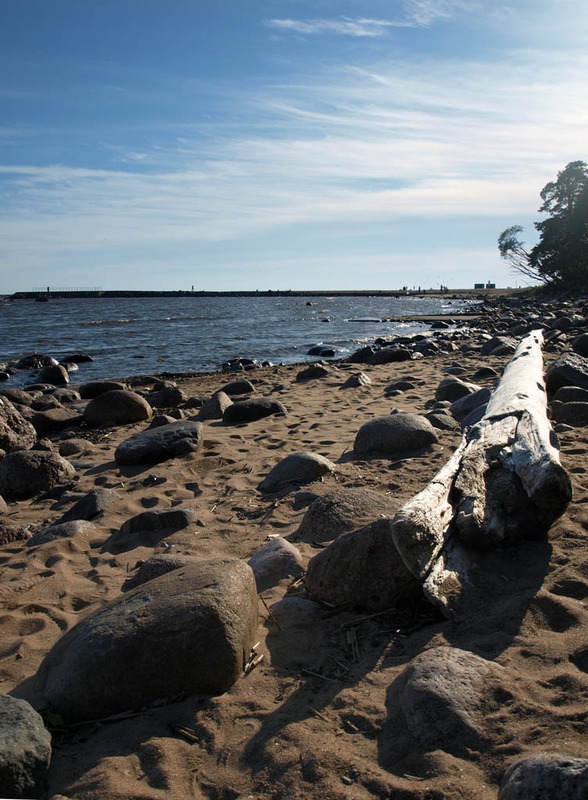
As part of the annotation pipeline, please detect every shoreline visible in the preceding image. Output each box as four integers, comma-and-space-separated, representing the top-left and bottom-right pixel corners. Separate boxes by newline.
7, 287, 522, 301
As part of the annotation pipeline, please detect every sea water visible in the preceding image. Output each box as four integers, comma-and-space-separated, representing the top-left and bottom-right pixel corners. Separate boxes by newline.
0, 294, 476, 386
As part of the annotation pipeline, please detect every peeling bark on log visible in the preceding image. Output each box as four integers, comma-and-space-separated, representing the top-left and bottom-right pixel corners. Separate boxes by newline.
390, 330, 572, 617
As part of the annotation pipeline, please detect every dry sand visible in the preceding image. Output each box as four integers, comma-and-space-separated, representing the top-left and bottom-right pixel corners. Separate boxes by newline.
0, 347, 587, 799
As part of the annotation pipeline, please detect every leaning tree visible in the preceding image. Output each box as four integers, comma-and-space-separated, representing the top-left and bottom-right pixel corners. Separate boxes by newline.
498, 160, 588, 289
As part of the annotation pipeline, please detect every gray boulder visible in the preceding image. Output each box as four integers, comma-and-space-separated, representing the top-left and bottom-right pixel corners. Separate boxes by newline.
296, 364, 331, 381
84, 389, 152, 427
37, 558, 258, 723
553, 385, 588, 403
480, 336, 517, 356
197, 391, 233, 421
248, 537, 305, 592
105, 507, 196, 552
550, 400, 588, 427
0, 389, 36, 406
545, 351, 588, 395
435, 376, 481, 402
78, 380, 127, 399
354, 414, 438, 455
296, 487, 398, 543
115, 420, 203, 465
31, 407, 83, 437
0, 696, 51, 799
340, 372, 372, 389
147, 383, 186, 408
59, 487, 121, 523
219, 379, 255, 396
0, 450, 75, 499
223, 397, 286, 423
123, 553, 201, 590
27, 519, 99, 547
450, 386, 492, 422
259, 451, 335, 492
572, 332, 588, 357
368, 346, 412, 364
39, 364, 69, 385
304, 518, 419, 611
385, 646, 503, 756
0, 397, 37, 453
499, 754, 588, 800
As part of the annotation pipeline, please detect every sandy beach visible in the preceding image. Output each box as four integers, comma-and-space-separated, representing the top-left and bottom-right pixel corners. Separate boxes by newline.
0, 307, 587, 799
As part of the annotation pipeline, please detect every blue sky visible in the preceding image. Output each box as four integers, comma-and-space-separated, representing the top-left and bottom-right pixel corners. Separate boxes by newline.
1, 0, 586, 292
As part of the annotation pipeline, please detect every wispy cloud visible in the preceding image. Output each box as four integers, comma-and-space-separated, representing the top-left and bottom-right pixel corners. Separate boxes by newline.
404, 0, 480, 27
264, 17, 410, 38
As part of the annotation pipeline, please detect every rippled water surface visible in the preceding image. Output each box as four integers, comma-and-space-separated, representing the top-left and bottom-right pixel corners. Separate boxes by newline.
0, 294, 475, 385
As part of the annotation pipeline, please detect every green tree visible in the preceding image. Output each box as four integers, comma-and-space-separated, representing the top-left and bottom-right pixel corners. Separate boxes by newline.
498, 161, 588, 288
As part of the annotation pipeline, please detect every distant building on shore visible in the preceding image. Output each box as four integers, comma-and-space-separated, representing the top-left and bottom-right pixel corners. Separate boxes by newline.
474, 282, 496, 290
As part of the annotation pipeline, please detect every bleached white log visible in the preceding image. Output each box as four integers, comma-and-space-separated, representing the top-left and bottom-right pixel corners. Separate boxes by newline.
390, 330, 572, 617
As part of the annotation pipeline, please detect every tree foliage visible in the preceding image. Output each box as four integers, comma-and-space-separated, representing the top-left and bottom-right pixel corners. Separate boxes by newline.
498, 161, 588, 289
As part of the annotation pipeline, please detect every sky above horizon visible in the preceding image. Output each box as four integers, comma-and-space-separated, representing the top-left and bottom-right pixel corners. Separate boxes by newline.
1, 0, 587, 293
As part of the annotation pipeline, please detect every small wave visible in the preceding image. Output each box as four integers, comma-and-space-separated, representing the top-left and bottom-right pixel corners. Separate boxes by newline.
81, 318, 140, 326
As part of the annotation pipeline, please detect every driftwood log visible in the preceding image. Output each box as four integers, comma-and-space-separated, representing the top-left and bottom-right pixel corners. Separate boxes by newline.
390, 330, 573, 617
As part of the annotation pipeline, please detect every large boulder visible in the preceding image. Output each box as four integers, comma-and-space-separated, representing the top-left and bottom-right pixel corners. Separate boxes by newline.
115, 420, 203, 465
27, 519, 99, 547
499, 753, 588, 800
78, 380, 127, 399
37, 558, 258, 723
31, 407, 83, 437
84, 390, 152, 427
0, 450, 75, 499
197, 391, 233, 421
259, 451, 335, 492
296, 487, 398, 543
305, 518, 419, 611
368, 346, 412, 364
223, 397, 286, 423
435, 376, 481, 403
550, 400, 588, 427
354, 414, 438, 455
384, 646, 503, 757
545, 351, 588, 395
0, 397, 37, 453
0, 695, 51, 800
39, 364, 69, 385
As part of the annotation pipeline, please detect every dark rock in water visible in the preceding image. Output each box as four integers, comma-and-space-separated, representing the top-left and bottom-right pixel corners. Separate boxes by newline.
59, 487, 121, 523
307, 345, 336, 357
62, 352, 94, 363
305, 518, 419, 612
223, 397, 286, 423
368, 346, 412, 364
115, 420, 203, 465
248, 537, 304, 592
550, 400, 588, 427
296, 364, 331, 381
13, 354, 58, 370
0, 396, 37, 453
219, 379, 255, 397
39, 364, 69, 385
545, 351, 588, 395
259, 451, 335, 492
354, 414, 438, 455
296, 487, 398, 543
221, 357, 260, 372
36, 558, 258, 723
384, 646, 503, 758
0, 694, 51, 799
499, 753, 588, 800
0, 372, 8, 382
78, 380, 127, 399
27, 519, 98, 547
84, 390, 152, 427
105, 507, 196, 552
346, 345, 376, 363
340, 371, 372, 389
0, 450, 76, 499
